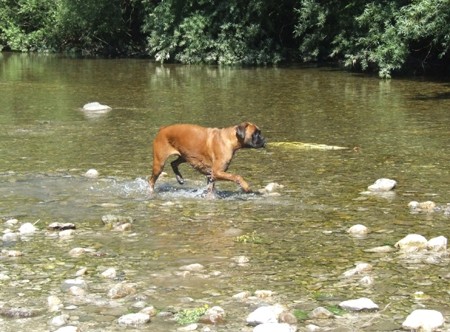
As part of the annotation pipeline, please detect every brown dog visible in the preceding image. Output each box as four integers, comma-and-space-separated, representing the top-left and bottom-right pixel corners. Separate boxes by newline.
149, 122, 266, 193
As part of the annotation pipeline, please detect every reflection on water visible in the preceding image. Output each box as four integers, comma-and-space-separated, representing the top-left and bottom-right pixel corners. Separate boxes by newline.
0, 53, 449, 331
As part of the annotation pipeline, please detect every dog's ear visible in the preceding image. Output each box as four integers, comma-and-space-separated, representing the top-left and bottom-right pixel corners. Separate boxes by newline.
236, 123, 248, 141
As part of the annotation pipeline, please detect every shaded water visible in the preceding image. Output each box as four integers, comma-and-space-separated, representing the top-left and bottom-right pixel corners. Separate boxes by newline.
0, 53, 449, 331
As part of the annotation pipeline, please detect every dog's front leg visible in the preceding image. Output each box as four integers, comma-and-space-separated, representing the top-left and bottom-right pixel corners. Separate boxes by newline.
212, 170, 251, 192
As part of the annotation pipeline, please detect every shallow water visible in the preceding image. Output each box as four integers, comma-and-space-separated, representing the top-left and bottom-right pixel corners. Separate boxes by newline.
0, 53, 449, 331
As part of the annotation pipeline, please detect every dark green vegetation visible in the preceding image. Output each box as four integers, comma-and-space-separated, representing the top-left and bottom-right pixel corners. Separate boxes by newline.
1, 0, 449, 77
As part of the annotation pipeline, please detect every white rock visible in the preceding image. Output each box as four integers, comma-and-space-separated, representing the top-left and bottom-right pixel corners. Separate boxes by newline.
48, 295, 63, 312
339, 297, 379, 311
5, 218, 18, 227
402, 309, 445, 331
84, 168, 99, 178
246, 304, 285, 326
59, 229, 74, 239
2, 232, 19, 242
0, 273, 10, 281
61, 279, 88, 291
408, 201, 420, 209
359, 275, 374, 286
232, 291, 251, 300
347, 224, 369, 237
367, 178, 397, 192
118, 313, 150, 326
82, 102, 112, 112
232, 255, 250, 264
395, 234, 428, 251
342, 262, 372, 278
177, 324, 198, 331
427, 236, 447, 251
253, 322, 297, 332
255, 290, 275, 298
101, 267, 117, 279
54, 326, 80, 332
108, 282, 136, 299
179, 263, 205, 272
19, 222, 37, 235
50, 314, 70, 327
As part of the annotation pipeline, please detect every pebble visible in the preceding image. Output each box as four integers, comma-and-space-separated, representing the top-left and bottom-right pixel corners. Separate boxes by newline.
48, 222, 76, 230
232, 256, 250, 265
19, 222, 37, 235
246, 304, 285, 326
179, 263, 205, 272
258, 182, 284, 196
5, 218, 19, 227
402, 309, 444, 331
61, 279, 88, 291
347, 224, 369, 237
427, 236, 447, 251
177, 323, 198, 331
255, 290, 274, 298
2, 232, 19, 242
364, 245, 395, 253
395, 234, 428, 251
101, 267, 117, 279
232, 291, 251, 300
49, 314, 70, 327
339, 297, 379, 311
48, 295, 63, 312
82, 102, 111, 112
199, 306, 226, 324
59, 229, 75, 239
309, 307, 334, 319
408, 200, 436, 212
367, 178, 397, 192
84, 168, 99, 178
117, 312, 150, 326
107, 282, 136, 299
342, 262, 372, 278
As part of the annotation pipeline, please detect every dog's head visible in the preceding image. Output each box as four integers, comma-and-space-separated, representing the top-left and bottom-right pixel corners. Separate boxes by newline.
236, 122, 266, 149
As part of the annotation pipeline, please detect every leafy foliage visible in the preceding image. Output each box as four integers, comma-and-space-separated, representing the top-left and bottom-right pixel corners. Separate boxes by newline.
0, 0, 449, 76
141, 0, 296, 64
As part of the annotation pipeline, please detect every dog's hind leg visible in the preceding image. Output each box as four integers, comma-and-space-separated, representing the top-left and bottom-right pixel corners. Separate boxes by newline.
171, 156, 186, 184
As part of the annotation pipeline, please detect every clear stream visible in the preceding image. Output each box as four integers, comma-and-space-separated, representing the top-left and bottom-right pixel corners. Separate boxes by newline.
0, 53, 449, 331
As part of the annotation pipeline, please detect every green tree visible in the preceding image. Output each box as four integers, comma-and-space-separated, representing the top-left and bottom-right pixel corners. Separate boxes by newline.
141, 0, 297, 64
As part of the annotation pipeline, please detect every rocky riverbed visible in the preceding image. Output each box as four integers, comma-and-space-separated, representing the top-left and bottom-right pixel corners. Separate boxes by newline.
1, 175, 448, 331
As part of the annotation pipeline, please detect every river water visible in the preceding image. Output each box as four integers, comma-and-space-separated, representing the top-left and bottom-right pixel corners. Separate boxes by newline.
0, 53, 449, 331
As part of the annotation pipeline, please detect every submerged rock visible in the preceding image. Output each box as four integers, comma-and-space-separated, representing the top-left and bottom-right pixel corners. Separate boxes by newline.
108, 282, 136, 299
402, 309, 444, 331
408, 200, 436, 212
179, 263, 205, 272
342, 262, 372, 278
258, 182, 284, 196
117, 312, 150, 327
367, 178, 397, 192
